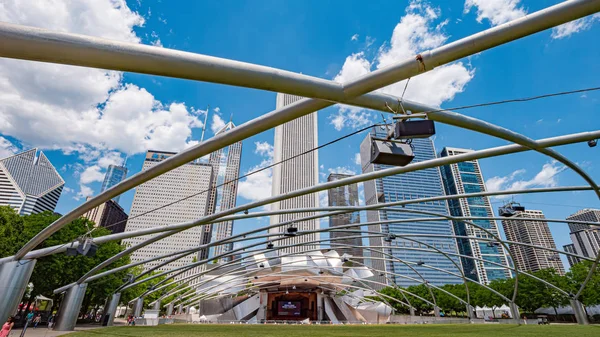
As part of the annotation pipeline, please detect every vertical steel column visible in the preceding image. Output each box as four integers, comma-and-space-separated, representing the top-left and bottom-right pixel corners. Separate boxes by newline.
133, 298, 144, 317
434, 306, 441, 318
177, 304, 183, 315
570, 299, 589, 325
166, 303, 174, 316
257, 291, 268, 322
317, 291, 324, 321
54, 283, 88, 331
466, 304, 475, 319
509, 302, 520, 323
104, 293, 121, 327
0, 260, 36, 325
153, 300, 161, 311
409, 307, 415, 317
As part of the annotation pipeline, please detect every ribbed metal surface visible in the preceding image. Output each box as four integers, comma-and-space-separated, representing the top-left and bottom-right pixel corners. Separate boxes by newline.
54, 283, 88, 331
0, 260, 36, 325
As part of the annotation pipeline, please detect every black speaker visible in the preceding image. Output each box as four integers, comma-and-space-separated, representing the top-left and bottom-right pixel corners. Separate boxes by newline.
394, 120, 435, 139
369, 139, 414, 167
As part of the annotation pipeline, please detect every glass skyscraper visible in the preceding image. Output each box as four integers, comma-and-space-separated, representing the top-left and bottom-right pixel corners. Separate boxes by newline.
100, 164, 128, 204
327, 173, 363, 262
360, 127, 462, 287
439, 147, 511, 284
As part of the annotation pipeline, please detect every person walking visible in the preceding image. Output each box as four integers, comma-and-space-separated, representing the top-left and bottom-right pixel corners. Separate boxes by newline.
20, 311, 35, 337
0, 317, 15, 337
33, 314, 41, 328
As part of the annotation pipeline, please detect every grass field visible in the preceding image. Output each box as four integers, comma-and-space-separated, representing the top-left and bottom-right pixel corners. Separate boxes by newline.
69, 323, 600, 337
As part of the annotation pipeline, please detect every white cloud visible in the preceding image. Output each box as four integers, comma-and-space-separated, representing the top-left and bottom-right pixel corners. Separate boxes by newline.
211, 114, 226, 134
254, 141, 274, 158
63, 187, 75, 194
485, 162, 566, 198
328, 166, 357, 176
319, 190, 328, 207
551, 13, 600, 39
97, 152, 124, 168
79, 165, 105, 185
0, 136, 18, 159
0, 1, 203, 161
214, 107, 221, 113
237, 142, 274, 205
354, 153, 361, 166
331, 1, 474, 130
351, 33, 359, 41
464, 0, 527, 26
75, 184, 94, 201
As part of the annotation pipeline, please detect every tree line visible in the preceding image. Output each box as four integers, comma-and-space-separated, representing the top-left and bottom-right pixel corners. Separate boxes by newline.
0, 206, 178, 316
376, 263, 600, 318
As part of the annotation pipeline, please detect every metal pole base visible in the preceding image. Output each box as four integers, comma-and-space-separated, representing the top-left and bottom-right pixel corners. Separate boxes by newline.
104, 293, 121, 326
509, 302, 520, 324
434, 306, 440, 318
466, 304, 475, 319
133, 298, 144, 317
54, 283, 88, 331
0, 260, 36, 325
153, 300, 161, 311
570, 299, 589, 325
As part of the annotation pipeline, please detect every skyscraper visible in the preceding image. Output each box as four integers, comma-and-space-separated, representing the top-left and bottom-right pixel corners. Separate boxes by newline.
327, 173, 362, 261
360, 127, 462, 287
440, 147, 511, 284
269, 93, 319, 254
0, 149, 64, 215
563, 243, 581, 267
100, 164, 128, 204
82, 197, 128, 234
200, 121, 242, 263
500, 204, 565, 275
566, 209, 600, 262
123, 150, 213, 272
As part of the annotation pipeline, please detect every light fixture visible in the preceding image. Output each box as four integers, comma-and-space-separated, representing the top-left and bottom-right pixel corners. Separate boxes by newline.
285, 225, 298, 237
588, 139, 597, 148
259, 263, 264, 268
416, 261, 425, 266
292, 285, 296, 290
266, 242, 274, 249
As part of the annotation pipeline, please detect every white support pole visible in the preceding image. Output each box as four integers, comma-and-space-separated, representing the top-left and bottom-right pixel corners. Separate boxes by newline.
0, 260, 36, 325
166, 303, 174, 316
153, 300, 161, 311
509, 302, 520, 323
54, 283, 88, 331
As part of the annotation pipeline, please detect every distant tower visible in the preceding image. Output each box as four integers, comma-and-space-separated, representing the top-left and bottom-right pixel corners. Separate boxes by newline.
0, 149, 64, 215
268, 93, 320, 254
100, 164, 128, 204
563, 243, 581, 267
565, 209, 600, 262
500, 203, 565, 275
327, 173, 363, 262
201, 121, 243, 263
360, 127, 462, 287
440, 147, 511, 284
123, 150, 213, 273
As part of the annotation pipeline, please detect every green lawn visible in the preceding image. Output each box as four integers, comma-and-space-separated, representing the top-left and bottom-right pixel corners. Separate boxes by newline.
69, 324, 600, 337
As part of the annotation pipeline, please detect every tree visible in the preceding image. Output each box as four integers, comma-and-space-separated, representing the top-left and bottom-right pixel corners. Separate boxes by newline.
0, 208, 130, 314
566, 261, 600, 307
121, 267, 179, 311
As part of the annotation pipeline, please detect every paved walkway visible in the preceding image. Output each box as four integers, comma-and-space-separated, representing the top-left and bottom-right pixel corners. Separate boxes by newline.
13, 319, 126, 337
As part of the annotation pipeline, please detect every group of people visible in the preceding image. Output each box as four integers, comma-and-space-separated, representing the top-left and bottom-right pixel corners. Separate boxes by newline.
1, 312, 56, 337
127, 315, 136, 326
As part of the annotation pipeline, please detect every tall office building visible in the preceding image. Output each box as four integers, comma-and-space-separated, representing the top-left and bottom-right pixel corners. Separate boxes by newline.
360, 127, 462, 287
440, 147, 511, 284
200, 121, 242, 262
123, 150, 213, 272
100, 164, 128, 204
82, 197, 128, 234
327, 173, 363, 261
500, 205, 565, 275
0, 149, 64, 215
268, 93, 320, 254
566, 209, 600, 262
563, 243, 581, 267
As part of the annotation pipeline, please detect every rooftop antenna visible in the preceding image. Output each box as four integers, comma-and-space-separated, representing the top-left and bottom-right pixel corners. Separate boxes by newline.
200, 105, 210, 143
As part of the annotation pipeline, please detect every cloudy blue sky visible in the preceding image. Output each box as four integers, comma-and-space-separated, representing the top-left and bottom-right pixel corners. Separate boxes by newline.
0, 0, 599, 268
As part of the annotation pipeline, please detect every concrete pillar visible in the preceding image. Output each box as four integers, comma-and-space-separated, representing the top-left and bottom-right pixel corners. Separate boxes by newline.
54, 283, 88, 331
104, 293, 121, 326
153, 300, 161, 311
570, 299, 589, 325
166, 303, 174, 316
256, 291, 268, 322
466, 304, 475, 319
316, 291, 324, 321
509, 302, 520, 323
133, 298, 144, 317
0, 260, 36, 325
434, 306, 440, 318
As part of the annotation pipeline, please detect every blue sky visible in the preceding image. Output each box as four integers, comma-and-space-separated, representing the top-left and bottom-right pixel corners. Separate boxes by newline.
0, 0, 599, 269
